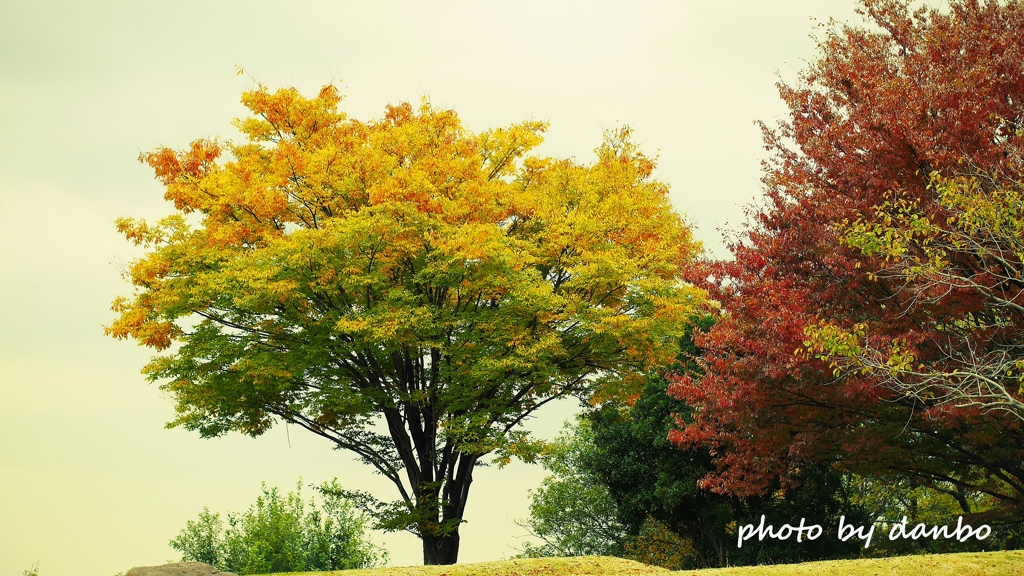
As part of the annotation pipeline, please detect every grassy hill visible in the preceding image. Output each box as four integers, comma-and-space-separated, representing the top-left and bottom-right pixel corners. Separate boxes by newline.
269, 550, 1024, 576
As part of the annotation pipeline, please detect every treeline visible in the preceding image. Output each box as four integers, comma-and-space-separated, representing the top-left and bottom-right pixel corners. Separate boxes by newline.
521, 0, 1024, 568
521, 319, 1007, 569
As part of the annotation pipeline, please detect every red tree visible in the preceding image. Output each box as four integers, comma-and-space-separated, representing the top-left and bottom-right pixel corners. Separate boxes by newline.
670, 0, 1024, 520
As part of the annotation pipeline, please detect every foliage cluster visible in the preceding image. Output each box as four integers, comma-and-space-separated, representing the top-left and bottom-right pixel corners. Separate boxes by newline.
843, 473, 998, 556
807, 170, 1024, 423
170, 480, 386, 574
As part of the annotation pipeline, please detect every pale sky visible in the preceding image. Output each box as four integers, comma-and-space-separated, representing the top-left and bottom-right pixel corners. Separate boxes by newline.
0, 1, 867, 574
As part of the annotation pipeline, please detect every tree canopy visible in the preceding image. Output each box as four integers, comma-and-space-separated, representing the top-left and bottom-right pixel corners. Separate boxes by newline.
671, 0, 1024, 530
587, 318, 867, 568
108, 84, 703, 564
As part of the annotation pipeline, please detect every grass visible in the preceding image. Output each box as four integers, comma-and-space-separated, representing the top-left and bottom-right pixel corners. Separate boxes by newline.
271, 557, 666, 576
269, 550, 1024, 576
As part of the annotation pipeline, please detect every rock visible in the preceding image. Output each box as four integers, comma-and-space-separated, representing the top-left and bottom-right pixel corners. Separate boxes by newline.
124, 562, 237, 576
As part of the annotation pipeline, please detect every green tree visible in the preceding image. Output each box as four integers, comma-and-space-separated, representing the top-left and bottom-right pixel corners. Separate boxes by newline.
586, 379, 729, 567
108, 84, 704, 564
516, 419, 626, 558
171, 480, 385, 574
523, 392, 871, 568
583, 316, 733, 568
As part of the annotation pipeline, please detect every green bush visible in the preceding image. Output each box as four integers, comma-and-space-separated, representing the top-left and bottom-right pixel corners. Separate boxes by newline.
171, 479, 386, 574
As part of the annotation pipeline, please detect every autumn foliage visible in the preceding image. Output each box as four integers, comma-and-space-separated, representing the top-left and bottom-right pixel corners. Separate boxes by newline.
669, 0, 1024, 529
109, 84, 703, 564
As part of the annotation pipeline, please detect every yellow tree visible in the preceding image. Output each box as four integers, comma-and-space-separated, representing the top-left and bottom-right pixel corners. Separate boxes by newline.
108, 84, 703, 564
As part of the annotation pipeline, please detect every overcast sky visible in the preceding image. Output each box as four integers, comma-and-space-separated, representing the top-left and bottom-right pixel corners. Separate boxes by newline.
0, 1, 876, 574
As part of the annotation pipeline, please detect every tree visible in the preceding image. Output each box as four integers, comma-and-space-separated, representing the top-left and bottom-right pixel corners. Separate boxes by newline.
171, 480, 385, 574
108, 83, 703, 564
516, 419, 626, 559
670, 0, 1024, 529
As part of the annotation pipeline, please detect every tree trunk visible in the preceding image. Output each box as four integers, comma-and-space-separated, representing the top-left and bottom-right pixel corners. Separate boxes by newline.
422, 532, 460, 565
412, 447, 477, 565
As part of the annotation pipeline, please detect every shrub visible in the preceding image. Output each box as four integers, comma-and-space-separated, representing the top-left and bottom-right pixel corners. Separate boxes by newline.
170, 479, 386, 574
